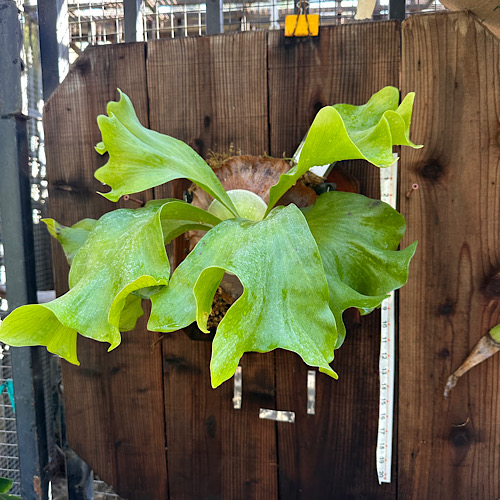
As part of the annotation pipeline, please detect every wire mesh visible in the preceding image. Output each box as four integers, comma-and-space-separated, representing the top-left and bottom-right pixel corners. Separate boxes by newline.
24, 7, 54, 293
0, 346, 21, 496
67, 0, 447, 46
0, 3, 56, 496
20, 6, 59, 479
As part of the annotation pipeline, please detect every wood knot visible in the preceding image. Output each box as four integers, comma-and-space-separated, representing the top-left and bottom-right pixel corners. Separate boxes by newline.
438, 347, 450, 359
421, 160, 444, 181
205, 414, 217, 439
164, 354, 202, 374
438, 302, 454, 316
110, 365, 120, 375
74, 56, 91, 74
449, 423, 473, 465
482, 271, 500, 298
313, 100, 324, 114
449, 426, 471, 449
194, 137, 204, 153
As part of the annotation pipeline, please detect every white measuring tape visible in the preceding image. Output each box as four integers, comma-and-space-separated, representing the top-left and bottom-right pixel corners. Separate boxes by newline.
295, 136, 398, 480
376, 155, 398, 484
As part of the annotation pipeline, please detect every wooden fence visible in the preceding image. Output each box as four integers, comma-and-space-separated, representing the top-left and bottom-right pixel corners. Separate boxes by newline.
43, 12, 500, 499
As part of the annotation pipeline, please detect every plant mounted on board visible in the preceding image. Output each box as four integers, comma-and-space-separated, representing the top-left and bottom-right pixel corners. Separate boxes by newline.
0, 87, 421, 388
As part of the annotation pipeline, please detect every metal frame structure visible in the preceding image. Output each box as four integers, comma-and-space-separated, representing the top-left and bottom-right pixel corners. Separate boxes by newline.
64, 0, 444, 50
0, 2, 50, 498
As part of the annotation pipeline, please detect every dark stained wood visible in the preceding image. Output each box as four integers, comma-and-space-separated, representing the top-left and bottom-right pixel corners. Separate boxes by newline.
267, 22, 401, 499
41, 14, 500, 499
399, 12, 500, 500
43, 43, 168, 499
147, 32, 279, 499
268, 21, 401, 158
146, 32, 269, 158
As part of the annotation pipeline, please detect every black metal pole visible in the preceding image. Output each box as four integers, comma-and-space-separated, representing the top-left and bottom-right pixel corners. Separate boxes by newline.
0, 2, 49, 498
389, 0, 406, 21
206, 0, 223, 35
124, 0, 144, 42
37, 0, 70, 100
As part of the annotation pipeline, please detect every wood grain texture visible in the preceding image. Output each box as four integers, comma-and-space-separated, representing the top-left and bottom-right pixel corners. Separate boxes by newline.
399, 12, 500, 500
147, 31, 269, 157
268, 21, 401, 158
43, 43, 168, 500
147, 32, 279, 499
41, 17, 500, 499
268, 23, 401, 499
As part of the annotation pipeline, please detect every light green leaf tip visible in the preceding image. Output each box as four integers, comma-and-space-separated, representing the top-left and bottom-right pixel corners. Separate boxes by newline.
149, 204, 338, 388
490, 323, 500, 343
0, 304, 79, 364
265, 86, 423, 215
94, 89, 238, 216
42, 217, 97, 264
303, 191, 417, 347
149, 199, 222, 243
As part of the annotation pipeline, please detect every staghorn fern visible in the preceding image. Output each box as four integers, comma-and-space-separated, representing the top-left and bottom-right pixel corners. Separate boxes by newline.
0, 87, 421, 388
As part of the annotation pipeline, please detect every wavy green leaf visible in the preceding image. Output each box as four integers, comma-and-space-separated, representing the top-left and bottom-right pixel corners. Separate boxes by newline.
303, 191, 417, 347
149, 204, 337, 387
94, 90, 238, 216
43, 218, 97, 264
0, 199, 224, 361
148, 199, 221, 243
0, 203, 173, 363
265, 87, 422, 215
119, 294, 145, 331
43, 216, 147, 330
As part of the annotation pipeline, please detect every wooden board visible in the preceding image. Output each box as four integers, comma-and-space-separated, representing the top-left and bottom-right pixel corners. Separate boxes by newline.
399, 12, 500, 500
147, 32, 279, 499
41, 13, 500, 498
43, 43, 168, 499
147, 32, 269, 157
267, 22, 401, 499
268, 21, 401, 157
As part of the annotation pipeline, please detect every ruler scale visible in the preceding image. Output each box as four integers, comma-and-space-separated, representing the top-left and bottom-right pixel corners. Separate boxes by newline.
376, 156, 398, 484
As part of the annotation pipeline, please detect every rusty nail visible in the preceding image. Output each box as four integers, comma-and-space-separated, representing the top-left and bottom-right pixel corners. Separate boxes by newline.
405, 183, 419, 199
123, 194, 145, 207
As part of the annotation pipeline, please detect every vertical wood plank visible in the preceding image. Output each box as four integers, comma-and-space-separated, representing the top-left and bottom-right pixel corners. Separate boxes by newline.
268, 23, 401, 499
147, 32, 269, 157
268, 22, 402, 158
147, 32, 279, 499
399, 12, 500, 500
43, 43, 168, 500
